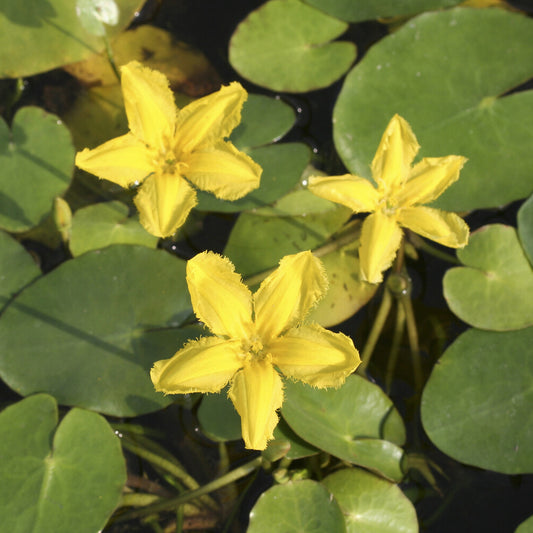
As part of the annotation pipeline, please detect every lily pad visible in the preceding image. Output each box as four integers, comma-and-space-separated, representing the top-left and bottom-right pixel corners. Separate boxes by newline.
0, 394, 126, 533
518, 194, 533, 265
229, 0, 356, 92
0, 0, 141, 78
516, 515, 533, 533
247, 480, 345, 533
0, 231, 40, 312
70, 201, 158, 256
302, 0, 461, 22
308, 237, 377, 327
197, 390, 242, 443
323, 468, 418, 533
421, 326, 533, 474
333, 8, 533, 211
224, 205, 351, 278
0, 245, 194, 416
282, 376, 406, 481
0, 107, 74, 232
443, 224, 533, 331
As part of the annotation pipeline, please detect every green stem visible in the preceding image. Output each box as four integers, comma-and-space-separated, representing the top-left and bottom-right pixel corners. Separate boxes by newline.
385, 302, 405, 394
115, 456, 263, 523
103, 32, 120, 81
358, 288, 392, 374
399, 293, 423, 393
409, 233, 461, 265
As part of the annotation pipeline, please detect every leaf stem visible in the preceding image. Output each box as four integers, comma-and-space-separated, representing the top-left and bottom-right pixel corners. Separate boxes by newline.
385, 302, 405, 394
409, 233, 461, 265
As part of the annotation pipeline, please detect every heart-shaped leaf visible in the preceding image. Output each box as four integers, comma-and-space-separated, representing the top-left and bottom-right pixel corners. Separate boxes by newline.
0, 231, 40, 312
247, 480, 345, 533
229, 0, 356, 92
282, 376, 406, 481
333, 8, 533, 211
0, 107, 74, 232
70, 201, 158, 256
421, 326, 533, 474
443, 224, 533, 331
302, 0, 461, 22
0, 0, 141, 77
0, 394, 125, 533
0, 245, 194, 416
323, 468, 418, 533
516, 515, 533, 533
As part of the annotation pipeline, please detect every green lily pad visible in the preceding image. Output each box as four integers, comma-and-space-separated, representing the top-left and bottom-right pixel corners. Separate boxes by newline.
254, 189, 338, 217
224, 205, 351, 278
333, 8, 533, 211
197, 390, 242, 443
0, 394, 126, 533
229, 0, 356, 92
247, 480, 345, 533
0, 107, 74, 232
0, 0, 141, 78
0, 245, 194, 416
0, 231, 40, 312
322, 468, 418, 533
196, 94, 310, 212
302, 0, 461, 22
518, 194, 533, 266
273, 418, 320, 460
516, 515, 533, 533
70, 201, 158, 256
443, 224, 533, 331
282, 376, 406, 481
421, 326, 533, 474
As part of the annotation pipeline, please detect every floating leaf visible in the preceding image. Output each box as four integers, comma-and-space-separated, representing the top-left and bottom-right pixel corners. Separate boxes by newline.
247, 480, 345, 533
0, 231, 40, 313
302, 0, 461, 22
0, 245, 193, 417
273, 418, 320, 460
421, 326, 533, 474
64, 25, 221, 94
282, 376, 406, 481
229, 0, 356, 92
224, 205, 351, 278
76, 0, 119, 37
197, 390, 242, 443
333, 8, 533, 211
0, 0, 141, 78
518, 194, 533, 265
516, 515, 533, 533
70, 201, 158, 256
0, 107, 74, 232
443, 224, 533, 331
323, 468, 418, 533
0, 394, 125, 533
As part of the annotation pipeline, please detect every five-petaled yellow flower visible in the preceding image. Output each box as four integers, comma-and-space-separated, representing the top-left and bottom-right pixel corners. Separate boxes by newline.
151, 250, 360, 450
308, 114, 469, 284
75, 61, 262, 238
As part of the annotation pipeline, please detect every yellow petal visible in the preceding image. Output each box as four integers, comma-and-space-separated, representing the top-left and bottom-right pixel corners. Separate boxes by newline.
228, 360, 283, 450
371, 115, 419, 189
398, 206, 469, 248
307, 175, 379, 213
186, 252, 253, 338
185, 141, 262, 200
359, 212, 403, 284
270, 324, 360, 387
174, 82, 247, 154
254, 251, 328, 342
397, 156, 467, 207
120, 61, 176, 148
134, 173, 197, 238
75, 133, 154, 188
151, 336, 242, 394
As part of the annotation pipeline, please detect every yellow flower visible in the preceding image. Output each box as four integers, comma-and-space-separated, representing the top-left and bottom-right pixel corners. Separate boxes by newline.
151, 251, 360, 450
308, 114, 469, 283
75, 61, 262, 238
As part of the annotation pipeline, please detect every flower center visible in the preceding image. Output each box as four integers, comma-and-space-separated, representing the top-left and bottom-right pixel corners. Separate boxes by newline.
378, 195, 399, 216
151, 143, 188, 176
241, 334, 268, 362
